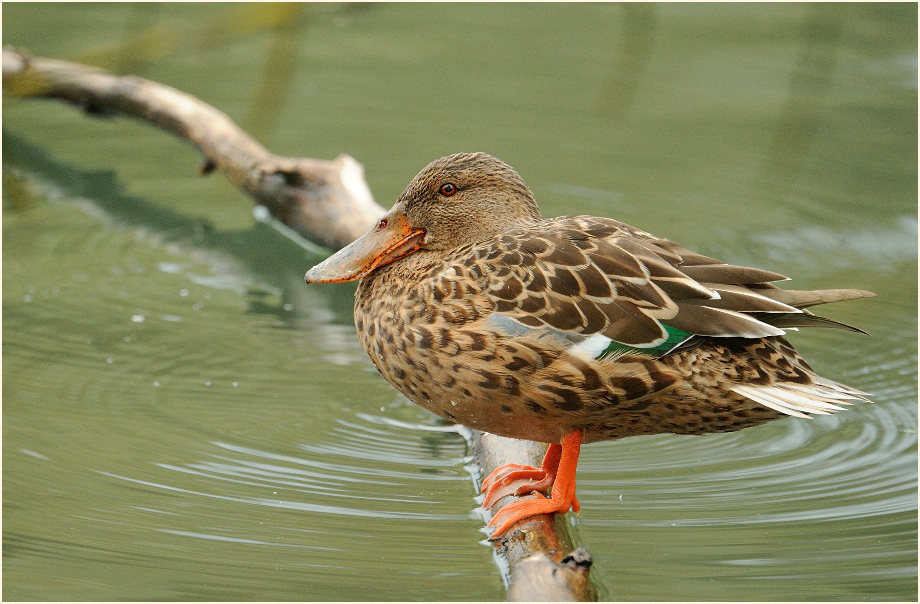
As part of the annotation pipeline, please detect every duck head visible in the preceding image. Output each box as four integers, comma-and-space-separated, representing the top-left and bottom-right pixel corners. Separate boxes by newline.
304, 152, 541, 283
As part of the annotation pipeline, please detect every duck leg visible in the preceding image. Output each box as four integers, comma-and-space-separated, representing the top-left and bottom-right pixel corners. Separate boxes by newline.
485, 430, 583, 538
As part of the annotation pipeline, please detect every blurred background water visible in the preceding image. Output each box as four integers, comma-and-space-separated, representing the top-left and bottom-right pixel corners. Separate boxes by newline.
2, 3, 916, 601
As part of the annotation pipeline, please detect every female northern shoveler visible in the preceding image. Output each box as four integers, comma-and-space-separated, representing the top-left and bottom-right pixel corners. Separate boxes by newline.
305, 152, 872, 538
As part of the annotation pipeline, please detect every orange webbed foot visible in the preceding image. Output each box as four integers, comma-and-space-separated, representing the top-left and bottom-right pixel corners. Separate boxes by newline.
484, 430, 583, 539
487, 490, 577, 538
481, 462, 547, 493
480, 448, 560, 508
481, 469, 555, 508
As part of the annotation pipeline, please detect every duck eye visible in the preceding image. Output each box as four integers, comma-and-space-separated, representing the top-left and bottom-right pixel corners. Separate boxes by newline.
439, 183, 457, 197
376, 218, 388, 230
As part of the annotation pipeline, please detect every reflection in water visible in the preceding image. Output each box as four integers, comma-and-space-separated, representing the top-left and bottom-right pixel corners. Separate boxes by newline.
78, 3, 312, 75
765, 3, 842, 181
748, 215, 918, 274
239, 5, 308, 141
597, 4, 657, 119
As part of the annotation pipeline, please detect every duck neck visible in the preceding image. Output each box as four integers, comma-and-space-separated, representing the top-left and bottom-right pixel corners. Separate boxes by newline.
358, 249, 446, 295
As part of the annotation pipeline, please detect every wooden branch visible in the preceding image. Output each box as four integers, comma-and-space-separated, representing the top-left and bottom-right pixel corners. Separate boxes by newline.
2, 45, 383, 251
2, 46, 595, 600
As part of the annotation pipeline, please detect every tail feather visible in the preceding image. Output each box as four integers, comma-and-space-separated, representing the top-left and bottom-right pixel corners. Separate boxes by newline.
755, 287, 876, 309
760, 312, 870, 335
732, 382, 866, 419
789, 376, 870, 400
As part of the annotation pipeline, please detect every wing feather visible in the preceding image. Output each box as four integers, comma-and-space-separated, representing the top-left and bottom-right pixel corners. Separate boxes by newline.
433, 216, 869, 352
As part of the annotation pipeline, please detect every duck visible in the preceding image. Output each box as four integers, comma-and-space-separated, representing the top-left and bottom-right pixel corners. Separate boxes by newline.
304, 152, 873, 538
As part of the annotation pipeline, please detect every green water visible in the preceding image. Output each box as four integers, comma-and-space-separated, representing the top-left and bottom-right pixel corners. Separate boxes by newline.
3, 3, 916, 601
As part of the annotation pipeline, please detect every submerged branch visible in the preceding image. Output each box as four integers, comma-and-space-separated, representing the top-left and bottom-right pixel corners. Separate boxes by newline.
2, 45, 595, 601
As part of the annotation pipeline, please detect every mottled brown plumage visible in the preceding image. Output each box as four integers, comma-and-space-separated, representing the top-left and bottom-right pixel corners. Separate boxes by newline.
305, 152, 873, 537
